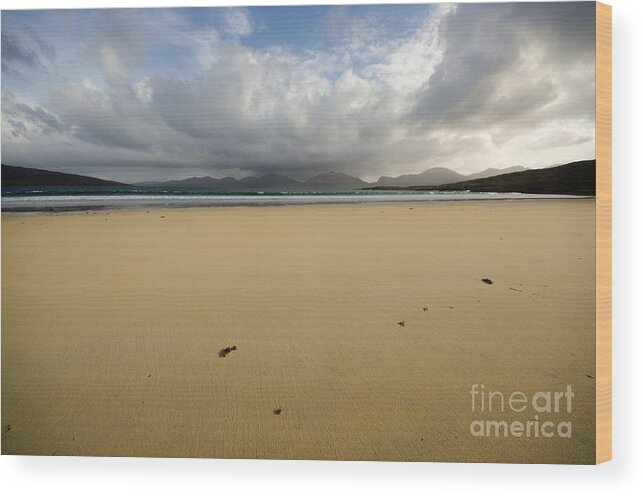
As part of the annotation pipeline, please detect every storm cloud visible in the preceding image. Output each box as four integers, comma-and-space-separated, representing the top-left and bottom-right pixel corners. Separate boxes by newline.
1, 3, 596, 182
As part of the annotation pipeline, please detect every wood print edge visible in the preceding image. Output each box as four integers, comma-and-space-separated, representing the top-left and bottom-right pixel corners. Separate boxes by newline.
595, 0, 612, 465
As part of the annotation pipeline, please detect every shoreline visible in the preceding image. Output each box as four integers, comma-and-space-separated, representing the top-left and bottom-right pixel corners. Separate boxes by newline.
1, 194, 594, 214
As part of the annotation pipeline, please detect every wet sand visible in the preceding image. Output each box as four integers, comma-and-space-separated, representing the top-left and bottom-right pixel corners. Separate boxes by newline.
1, 200, 596, 463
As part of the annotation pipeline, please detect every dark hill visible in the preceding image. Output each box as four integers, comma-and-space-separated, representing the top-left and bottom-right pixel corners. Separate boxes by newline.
2, 164, 126, 187
409, 160, 596, 196
465, 165, 527, 180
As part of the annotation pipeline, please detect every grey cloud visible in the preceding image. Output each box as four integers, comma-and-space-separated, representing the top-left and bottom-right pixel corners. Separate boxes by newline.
7, 118, 27, 138
412, 2, 595, 129
48, 81, 175, 152
1, 25, 55, 75
1, 91, 67, 137
15, 102, 68, 134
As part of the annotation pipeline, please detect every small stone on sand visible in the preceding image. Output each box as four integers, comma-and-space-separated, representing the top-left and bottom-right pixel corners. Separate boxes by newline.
218, 346, 237, 358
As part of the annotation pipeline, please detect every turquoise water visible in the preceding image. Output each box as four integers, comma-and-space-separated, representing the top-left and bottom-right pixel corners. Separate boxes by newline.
1, 185, 439, 197
1, 186, 582, 211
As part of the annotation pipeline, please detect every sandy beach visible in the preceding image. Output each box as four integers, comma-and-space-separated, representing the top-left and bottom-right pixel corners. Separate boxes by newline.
1, 199, 596, 463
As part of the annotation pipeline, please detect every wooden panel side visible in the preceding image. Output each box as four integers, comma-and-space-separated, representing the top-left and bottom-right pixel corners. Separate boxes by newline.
595, 1, 612, 465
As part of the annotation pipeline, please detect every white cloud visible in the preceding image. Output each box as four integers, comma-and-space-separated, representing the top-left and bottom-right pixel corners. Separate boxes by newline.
223, 8, 253, 37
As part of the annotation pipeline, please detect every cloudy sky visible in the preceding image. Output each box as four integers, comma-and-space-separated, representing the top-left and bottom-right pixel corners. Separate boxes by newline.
1, 3, 596, 182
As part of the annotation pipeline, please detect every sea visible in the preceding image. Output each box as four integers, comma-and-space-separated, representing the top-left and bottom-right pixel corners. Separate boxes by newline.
1, 186, 583, 212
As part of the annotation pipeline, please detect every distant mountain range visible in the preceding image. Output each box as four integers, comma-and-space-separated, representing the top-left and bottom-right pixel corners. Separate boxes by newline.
137, 173, 299, 189
301, 171, 370, 189
1, 162, 593, 195
137, 171, 370, 190
374, 167, 467, 188
133, 165, 527, 190
385, 160, 595, 196
1, 165, 126, 187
